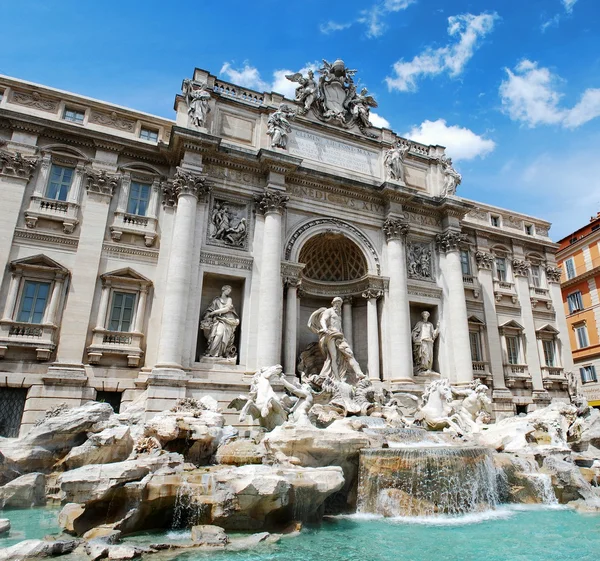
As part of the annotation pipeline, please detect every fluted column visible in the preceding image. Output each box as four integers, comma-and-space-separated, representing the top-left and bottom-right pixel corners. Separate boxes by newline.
2, 270, 22, 321
362, 289, 382, 381
436, 231, 473, 385
283, 278, 300, 376
383, 217, 412, 381
155, 169, 211, 371
134, 285, 148, 334
255, 189, 289, 367
342, 297, 354, 349
95, 282, 111, 330
42, 274, 66, 325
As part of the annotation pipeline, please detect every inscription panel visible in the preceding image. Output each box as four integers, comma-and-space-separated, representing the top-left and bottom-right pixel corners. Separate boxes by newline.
288, 129, 380, 177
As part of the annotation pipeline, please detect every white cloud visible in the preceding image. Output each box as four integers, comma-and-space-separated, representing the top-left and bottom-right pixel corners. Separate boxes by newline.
562, 0, 578, 13
319, 21, 352, 34
219, 62, 269, 91
499, 59, 600, 128
386, 12, 498, 92
404, 119, 496, 161
542, 0, 578, 31
369, 112, 391, 129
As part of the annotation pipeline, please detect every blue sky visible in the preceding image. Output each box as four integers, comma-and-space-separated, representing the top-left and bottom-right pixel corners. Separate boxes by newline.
2, 0, 600, 240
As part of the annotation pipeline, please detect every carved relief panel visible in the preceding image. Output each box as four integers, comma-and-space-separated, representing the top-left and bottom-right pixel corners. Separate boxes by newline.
206, 195, 250, 251
407, 241, 434, 281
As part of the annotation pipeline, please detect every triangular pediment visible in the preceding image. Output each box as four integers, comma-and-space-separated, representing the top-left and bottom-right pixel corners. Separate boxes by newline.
500, 319, 525, 330
468, 315, 485, 325
536, 323, 560, 334
101, 267, 151, 283
11, 254, 68, 273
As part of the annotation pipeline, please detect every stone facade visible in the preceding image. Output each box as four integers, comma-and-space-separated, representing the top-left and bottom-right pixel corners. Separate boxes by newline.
0, 64, 570, 435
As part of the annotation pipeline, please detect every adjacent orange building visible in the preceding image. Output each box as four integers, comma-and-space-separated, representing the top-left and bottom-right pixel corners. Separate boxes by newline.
557, 212, 600, 407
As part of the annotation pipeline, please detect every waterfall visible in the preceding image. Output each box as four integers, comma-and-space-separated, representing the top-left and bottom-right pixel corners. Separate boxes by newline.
172, 472, 213, 528
509, 456, 558, 505
357, 447, 500, 517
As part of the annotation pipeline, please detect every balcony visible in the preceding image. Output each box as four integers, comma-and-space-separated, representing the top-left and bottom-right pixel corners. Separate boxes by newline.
87, 328, 144, 367
110, 211, 158, 247
504, 364, 532, 388
24, 196, 79, 234
0, 320, 58, 360
494, 280, 518, 305
529, 286, 553, 310
463, 275, 481, 299
542, 366, 568, 390
472, 361, 492, 385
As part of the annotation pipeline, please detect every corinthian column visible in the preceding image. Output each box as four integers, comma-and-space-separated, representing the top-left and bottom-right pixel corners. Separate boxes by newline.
283, 278, 300, 376
362, 288, 382, 381
254, 189, 289, 367
436, 231, 473, 385
155, 169, 211, 372
383, 217, 412, 381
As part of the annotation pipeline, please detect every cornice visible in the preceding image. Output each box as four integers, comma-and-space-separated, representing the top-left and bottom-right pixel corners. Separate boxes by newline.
463, 222, 559, 250
561, 263, 600, 289
102, 242, 159, 262
258, 149, 301, 175
14, 228, 78, 249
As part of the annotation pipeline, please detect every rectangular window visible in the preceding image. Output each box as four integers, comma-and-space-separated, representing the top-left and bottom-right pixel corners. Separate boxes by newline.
495, 257, 507, 282
469, 331, 483, 362
542, 340, 556, 367
530, 265, 541, 287
564, 258, 576, 280
575, 325, 589, 348
46, 164, 73, 201
139, 128, 158, 142
63, 108, 85, 124
506, 336, 520, 365
580, 365, 598, 384
108, 292, 136, 332
524, 224, 534, 235
567, 291, 584, 313
490, 215, 500, 227
460, 250, 471, 275
17, 280, 50, 324
126, 182, 151, 216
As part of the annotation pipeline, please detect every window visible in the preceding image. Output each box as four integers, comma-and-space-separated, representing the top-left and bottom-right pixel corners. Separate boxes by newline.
460, 250, 471, 275
530, 265, 541, 288
139, 128, 158, 142
575, 325, 589, 348
63, 108, 85, 124
580, 365, 597, 384
570, 237, 578, 245
469, 331, 483, 362
567, 291, 584, 313
506, 336, 520, 364
126, 182, 151, 216
17, 280, 50, 324
490, 215, 500, 227
524, 224, 534, 236
46, 164, 74, 201
564, 258, 576, 279
495, 257, 507, 282
543, 339, 556, 367
108, 292, 136, 332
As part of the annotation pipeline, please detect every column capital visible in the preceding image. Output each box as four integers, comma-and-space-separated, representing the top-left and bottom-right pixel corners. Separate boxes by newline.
545, 265, 562, 283
254, 188, 289, 215
283, 277, 301, 289
0, 151, 38, 180
85, 169, 119, 197
382, 217, 409, 241
436, 230, 467, 253
512, 258, 531, 277
162, 168, 211, 207
475, 250, 495, 270
362, 288, 383, 300
343, 296, 354, 305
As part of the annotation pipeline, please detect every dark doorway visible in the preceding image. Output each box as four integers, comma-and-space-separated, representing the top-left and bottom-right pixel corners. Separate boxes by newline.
0, 388, 28, 437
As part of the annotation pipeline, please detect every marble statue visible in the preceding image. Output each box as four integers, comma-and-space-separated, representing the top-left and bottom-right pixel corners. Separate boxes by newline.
267, 104, 295, 149
411, 311, 440, 373
384, 142, 410, 182
229, 365, 291, 431
407, 243, 432, 280
200, 285, 239, 358
451, 380, 493, 433
308, 297, 365, 385
439, 155, 462, 197
182, 79, 211, 128
278, 375, 314, 426
285, 70, 317, 114
347, 86, 378, 129
414, 378, 458, 431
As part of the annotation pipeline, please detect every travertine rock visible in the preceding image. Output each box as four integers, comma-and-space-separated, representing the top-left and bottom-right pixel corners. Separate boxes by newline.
215, 439, 266, 466
0, 473, 46, 508
0, 518, 10, 535
190, 525, 229, 546
0, 539, 78, 561
63, 426, 133, 469
106, 546, 141, 560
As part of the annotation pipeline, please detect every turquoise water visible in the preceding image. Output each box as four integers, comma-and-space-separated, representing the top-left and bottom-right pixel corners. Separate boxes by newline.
0, 508, 61, 548
1, 506, 599, 560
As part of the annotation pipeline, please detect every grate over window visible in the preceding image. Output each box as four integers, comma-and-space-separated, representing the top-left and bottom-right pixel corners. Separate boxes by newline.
0, 388, 28, 437
299, 233, 367, 282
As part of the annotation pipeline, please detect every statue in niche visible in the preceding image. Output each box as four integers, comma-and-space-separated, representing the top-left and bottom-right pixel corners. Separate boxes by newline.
308, 297, 365, 385
285, 70, 318, 115
411, 311, 440, 373
210, 201, 248, 247
439, 154, 462, 197
182, 79, 211, 128
267, 104, 295, 149
200, 285, 239, 359
384, 142, 410, 182
407, 243, 432, 280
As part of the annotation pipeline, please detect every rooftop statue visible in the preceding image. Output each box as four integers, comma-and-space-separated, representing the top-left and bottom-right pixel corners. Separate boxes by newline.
384, 142, 410, 183
285, 70, 318, 115
182, 79, 211, 128
439, 154, 462, 197
267, 104, 296, 149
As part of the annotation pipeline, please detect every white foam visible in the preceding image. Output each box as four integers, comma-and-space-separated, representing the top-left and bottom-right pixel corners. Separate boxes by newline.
386, 508, 515, 526
164, 530, 192, 540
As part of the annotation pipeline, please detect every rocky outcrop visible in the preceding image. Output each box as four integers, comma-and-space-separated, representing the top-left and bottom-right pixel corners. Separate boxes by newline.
62, 426, 133, 470
0, 518, 10, 535
0, 473, 46, 508
190, 525, 229, 546
0, 539, 79, 561
215, 439, 266, 466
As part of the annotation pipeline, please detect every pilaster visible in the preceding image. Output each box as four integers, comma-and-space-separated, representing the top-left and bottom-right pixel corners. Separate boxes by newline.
362, 288, 383, 381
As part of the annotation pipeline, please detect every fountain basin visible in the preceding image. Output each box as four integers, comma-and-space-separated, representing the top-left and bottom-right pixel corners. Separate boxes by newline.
357, 446, 499, 517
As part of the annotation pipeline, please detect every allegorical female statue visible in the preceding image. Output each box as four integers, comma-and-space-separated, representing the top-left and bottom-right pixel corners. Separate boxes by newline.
411, 311, 440, 373
201, 285, 239, 358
